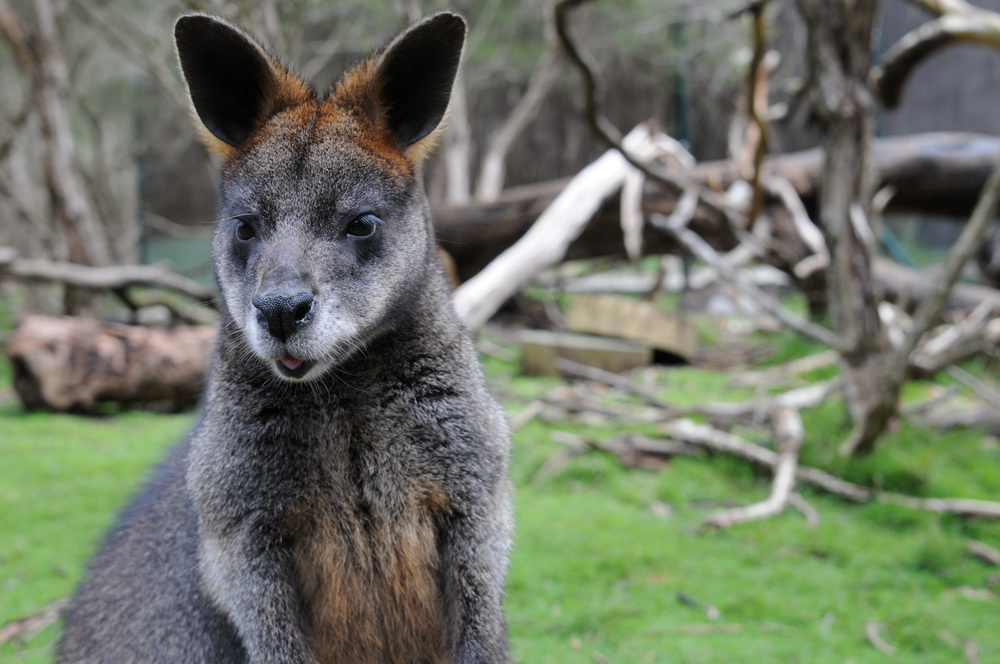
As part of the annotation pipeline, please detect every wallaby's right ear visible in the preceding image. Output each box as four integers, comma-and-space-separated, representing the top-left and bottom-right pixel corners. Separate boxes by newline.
174, 13, 312, 158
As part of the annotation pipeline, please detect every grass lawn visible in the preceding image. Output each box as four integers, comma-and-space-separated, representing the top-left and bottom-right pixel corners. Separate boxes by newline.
2, 334, 999, 663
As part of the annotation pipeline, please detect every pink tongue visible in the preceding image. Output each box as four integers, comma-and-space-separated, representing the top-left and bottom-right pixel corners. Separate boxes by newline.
280, 355, 303, 371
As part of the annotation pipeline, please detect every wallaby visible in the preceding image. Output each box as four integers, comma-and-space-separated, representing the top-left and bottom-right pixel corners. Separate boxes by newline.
56, 12, 513, 664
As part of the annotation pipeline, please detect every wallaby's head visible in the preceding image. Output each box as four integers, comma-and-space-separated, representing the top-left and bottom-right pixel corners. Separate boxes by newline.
174, 12, 465, 381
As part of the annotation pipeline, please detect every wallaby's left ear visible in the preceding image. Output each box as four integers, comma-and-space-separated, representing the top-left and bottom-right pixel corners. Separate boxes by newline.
363, 12, 466, 161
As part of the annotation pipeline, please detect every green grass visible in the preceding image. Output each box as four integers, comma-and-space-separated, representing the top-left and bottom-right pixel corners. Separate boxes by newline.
2, 341, 1000, 663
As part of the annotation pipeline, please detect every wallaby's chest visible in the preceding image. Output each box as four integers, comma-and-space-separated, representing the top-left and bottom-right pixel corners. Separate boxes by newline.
287, 467, 450, 664
195, 376, 456, 662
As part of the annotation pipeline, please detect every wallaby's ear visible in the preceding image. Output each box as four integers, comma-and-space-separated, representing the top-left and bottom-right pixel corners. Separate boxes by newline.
174, 13, 312, 158
339, 12, 466, 164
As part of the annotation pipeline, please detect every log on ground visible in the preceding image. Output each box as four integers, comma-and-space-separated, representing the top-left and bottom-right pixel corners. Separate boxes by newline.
5, 315, 215, 413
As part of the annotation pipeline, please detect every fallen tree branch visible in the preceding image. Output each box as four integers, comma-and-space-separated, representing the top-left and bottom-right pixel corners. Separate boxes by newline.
662, 418, 1000, 518
453, 124, 650, 329
967, 539, 1000, 566
651, 209, 848, 352
876, 0, 1000, 108
865, 620, 897, 656
703, 406, 804, 529
662, 418, 873, 501
0, 247, 215, 307
433, 133, 1000, 283
553, 356, 669, 410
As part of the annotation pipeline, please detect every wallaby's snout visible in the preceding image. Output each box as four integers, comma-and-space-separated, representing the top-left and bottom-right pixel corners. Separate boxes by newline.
252, 277, 315, 343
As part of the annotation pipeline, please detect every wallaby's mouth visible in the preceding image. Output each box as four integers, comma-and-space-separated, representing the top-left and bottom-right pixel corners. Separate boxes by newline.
275, 354, 313, 380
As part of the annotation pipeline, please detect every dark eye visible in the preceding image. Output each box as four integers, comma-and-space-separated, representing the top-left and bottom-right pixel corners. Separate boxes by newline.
346, 214, 380, 239
234, 219, 256, 242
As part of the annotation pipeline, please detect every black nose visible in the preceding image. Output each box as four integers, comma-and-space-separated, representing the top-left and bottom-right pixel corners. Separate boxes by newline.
251, 290, 315, 342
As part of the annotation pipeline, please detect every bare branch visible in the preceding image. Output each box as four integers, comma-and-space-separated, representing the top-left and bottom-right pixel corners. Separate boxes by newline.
895, 159, 1000, 364
75, 1, 190, 113
877, 1, 1000, 108
651, 209, 848, 351
0, 248, 215, 306
0, 598, 68, 647
453, 124, 650, 330
474, 2, 564, 201
552, 0, 740, 226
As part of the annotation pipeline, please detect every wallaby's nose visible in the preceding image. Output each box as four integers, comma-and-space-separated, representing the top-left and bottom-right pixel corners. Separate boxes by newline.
252, 290, 315, 342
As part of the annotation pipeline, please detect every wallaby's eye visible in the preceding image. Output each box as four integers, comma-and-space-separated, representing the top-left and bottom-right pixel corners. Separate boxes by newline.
234, 219, 256, 242
346, 214, 381, 239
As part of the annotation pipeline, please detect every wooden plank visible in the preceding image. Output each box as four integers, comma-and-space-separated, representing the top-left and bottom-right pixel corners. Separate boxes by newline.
564, 294, 699, 359
518, 329, 652, 376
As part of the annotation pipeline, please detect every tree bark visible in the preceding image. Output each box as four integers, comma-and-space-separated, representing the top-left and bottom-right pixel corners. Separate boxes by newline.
797, 0, 887, 455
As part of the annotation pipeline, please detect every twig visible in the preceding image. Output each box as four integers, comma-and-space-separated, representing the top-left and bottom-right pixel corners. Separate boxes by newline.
877, 494, 1000, 519
0, 598, 68, 646
894, 159, 1000, 368
901, 384, 960, 416
662, 418, 872, 501
865, 620, 897, 656
910, 303, 997, 374
966, 539, 1000, 566
509, 399, 546, 431
533, 435, 591, 484
651, 210, 848, 352
689, 379, 838, 429
741, 2, 775, 226
553, 357, 670, 410
965, 639, 981, 664
876, 0, 1000, 108
703, 406, 803, 529
731, 349, 838, 387
789, 492, 821, 527
945, 365, 1000, 414
664, 417, 1000, 518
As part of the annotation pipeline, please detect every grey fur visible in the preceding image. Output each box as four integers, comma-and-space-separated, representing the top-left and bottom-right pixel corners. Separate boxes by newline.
57, 12, 512, 664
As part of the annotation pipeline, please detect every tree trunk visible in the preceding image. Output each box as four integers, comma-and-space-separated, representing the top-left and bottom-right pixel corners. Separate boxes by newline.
797, 0, 891, 455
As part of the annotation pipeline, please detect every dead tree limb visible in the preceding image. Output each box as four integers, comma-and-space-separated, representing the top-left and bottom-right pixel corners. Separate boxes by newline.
453, 125, 650, 329
0, 247, 215, 306
553, 0, 739, 227
877, 0, 1000, 108
661, 418, 873, 502
433, 132, 1000, 283
967, 539, 1000, 566
662, 418, 1000, 518
842, 156, 1000, 456
650, 208, 846, 351
703, 406, 804, 529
